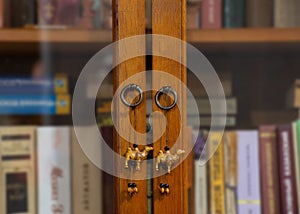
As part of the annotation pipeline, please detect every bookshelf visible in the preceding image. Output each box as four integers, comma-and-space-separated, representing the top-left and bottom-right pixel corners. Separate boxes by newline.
2, 28, 300, 53
1, 0, 300, 213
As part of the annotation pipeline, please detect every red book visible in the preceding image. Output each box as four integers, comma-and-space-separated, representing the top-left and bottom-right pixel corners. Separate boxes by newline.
201, 0, 222, 29
277, 124, 299, 214
259, 125, 281, 214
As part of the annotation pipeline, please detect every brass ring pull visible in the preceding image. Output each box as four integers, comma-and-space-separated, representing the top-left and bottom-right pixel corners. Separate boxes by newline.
155, 86, 178, 110
120, 84, 143, 107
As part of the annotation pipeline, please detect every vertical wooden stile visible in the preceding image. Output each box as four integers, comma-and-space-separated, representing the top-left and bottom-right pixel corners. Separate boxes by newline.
152, 0, 188, 213
113, 0, 148, 213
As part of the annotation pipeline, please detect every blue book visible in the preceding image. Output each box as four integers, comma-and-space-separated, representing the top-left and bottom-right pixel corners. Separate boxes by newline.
0, 94, 70, 115
0, 74, 68, 94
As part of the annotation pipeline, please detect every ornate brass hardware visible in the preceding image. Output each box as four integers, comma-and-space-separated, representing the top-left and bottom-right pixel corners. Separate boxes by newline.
159, 183, 170, 194
128, 183, 138, 196
155, 146, 185, 174
125, 144, 153, 170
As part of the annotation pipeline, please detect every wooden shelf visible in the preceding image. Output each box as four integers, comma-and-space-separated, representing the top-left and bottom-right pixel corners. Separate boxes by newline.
187, 28, 300, 43
0, 28, 112, 43
1, 28, 300, 54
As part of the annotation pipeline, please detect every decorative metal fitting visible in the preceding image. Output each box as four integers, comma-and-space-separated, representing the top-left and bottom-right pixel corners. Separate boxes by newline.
159, 183, 170, 194
128, 183, 138, 196
155, 147, 185, 174
120, 84, 143, 107
155, 86, 177, 110
124, 145, 153, 170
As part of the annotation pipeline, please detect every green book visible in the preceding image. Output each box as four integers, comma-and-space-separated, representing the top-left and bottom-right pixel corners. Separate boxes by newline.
296, 120, 300, 208
223, 0, 245, 28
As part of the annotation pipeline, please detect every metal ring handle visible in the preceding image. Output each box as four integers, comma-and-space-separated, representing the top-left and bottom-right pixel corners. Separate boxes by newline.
120, 84, 143, 107
155, 86, 178, 110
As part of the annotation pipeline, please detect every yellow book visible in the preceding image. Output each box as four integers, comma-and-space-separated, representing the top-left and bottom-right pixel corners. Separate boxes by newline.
208, 131, 226, 214
224, 131, 237, 214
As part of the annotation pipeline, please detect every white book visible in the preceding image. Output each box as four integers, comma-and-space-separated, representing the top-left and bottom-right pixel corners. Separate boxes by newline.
37, 126, 71, 214
237, 131, 261, 214
194, 159, 207, 214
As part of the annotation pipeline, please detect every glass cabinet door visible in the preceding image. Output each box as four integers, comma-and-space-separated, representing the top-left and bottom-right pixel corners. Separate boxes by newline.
1, 0, 300, 213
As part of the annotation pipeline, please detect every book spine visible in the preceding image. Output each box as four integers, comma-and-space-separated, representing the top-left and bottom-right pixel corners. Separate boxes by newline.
259, 125, 281, 214
292, 122, 300, 212
277, 124, 299, 213
38, 0, 79, 26
187, 2, 201, 29
297, 120, 300, 208
195, 159, 207, 214
201, 0, 222, 29
237, 131, 261, 214
72, 128, 102, 214
0, 126, 36, 214
37, 127, 71, 214
38, 0, 57, 25
274, 0, 300, 27
223, 131, 237, 214
0, 0, 3, 27
57, 0, 80, 25
223, 0, 245, 28
208, 132, 225, 214
0, 94, 70, 115
246, 0, 272, 27
9, 0, 36, 27
100, 126, 114, 213
0, 75, 68, 94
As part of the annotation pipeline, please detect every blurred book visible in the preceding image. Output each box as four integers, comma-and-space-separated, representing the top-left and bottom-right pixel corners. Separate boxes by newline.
208, 132, 225, 214
223, 0, 245, 28
193, 129, 208, 214
1, 0, 36, 27
0, 74, 68, 94
187, 0, 201, 29
37, 126, 71, 214
277, 124, 299, 213
0, 126, 36, 214
201, 0, 222, 29
38, 0, 80, 26
287, 79, 300, 109
72, 128, 102, 214
237, 131, 261, 213
259, 125, 281, 214
223, 131, 237, 214
0, 94, 70, 115
274, 0, 300, 27
246, 0, 272, 27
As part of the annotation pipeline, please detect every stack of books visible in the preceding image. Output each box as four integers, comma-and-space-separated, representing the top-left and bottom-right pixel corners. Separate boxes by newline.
0, 126, 102, 214
187, 0, 300, 29
194, 120, 300, 214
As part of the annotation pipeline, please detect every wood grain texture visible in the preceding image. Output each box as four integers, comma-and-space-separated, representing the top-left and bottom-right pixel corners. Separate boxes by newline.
1, 28, 300, 43
113, 0, 147, 213
152, 0, 188, 213
2, 28, 300, 54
